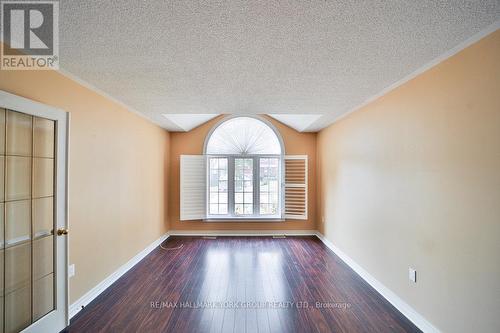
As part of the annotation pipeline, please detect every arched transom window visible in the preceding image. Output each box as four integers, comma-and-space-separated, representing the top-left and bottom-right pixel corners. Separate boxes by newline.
204, 116, 284, 218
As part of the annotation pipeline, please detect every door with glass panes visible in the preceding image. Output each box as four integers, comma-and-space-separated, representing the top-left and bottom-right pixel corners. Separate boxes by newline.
0, 91, 68, 333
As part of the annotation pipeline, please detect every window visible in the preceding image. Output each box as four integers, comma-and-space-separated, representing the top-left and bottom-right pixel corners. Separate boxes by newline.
259, 157, 279, 215
205, 117, 283, 219
234, 158, 253, 215
209, 157, 228, 215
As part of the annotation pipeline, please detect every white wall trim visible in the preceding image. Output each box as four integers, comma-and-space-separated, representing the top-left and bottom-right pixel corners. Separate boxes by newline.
323, 20, 500, 129
168, 229, 317, 236
315, 232, 440, 333
69, 233, 170, 319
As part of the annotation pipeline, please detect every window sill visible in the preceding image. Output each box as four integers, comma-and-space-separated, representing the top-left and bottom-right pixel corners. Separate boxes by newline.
204, 217, 284, 223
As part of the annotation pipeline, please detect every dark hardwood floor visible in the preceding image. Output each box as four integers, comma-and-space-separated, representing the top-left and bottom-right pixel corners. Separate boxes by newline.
62, 236, 420, 333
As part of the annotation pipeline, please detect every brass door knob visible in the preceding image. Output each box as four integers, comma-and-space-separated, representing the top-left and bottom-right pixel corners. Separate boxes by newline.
56, 228, 69, 236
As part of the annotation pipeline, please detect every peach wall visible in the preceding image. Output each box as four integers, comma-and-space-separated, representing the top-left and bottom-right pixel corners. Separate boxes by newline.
0, 69, 170, 302
317, 30, 500, 332
168, 115, 317, 231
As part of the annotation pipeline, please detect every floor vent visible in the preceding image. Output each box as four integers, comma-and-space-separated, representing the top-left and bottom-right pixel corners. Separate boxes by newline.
272, 235, 286, 239
202, 236, 217, 239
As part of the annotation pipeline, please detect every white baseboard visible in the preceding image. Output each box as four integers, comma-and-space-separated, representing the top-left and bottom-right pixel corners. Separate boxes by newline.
168, 229, 317, 236
69, 233, 170, 319
315, 232, 440, 333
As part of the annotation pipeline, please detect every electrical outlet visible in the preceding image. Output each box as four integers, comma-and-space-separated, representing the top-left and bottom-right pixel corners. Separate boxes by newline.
321, 216, 325, 224
409, 267, 417, 283
69, 264, 75, 278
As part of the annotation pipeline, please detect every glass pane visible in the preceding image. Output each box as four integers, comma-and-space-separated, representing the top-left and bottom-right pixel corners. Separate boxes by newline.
243, 181, 252, 192
218, 204, 228, 214
33, 117, 55, 158
235, 158, 243, 168
33, 158, 54, 198
5, 284, 31, 333
6, 200, 31, 246
235, 166, 243, 180
244, 204, 253, 215
6, 156, 31, 201
33, 197, 54, 238
235, 181, 243, 192
5, 243, 31, 294
210, 170, 219, 186
209, 204, 218, 215
270, 180, 278, 192
33, 237, 53, 280
32, 236, 56, 321
33, 273, 54, 321
6, 111, 32, 156
259, 157, 280, 216
208, 157, 229, 216
219, 158, 227, 169
209, 158, 218, 169
219, 169, 227, 181
234, 204, 243, 215
218, 181, 227, 192
244, 193, 253, 203
218, 193, 227, 204
235, 158, 253, 215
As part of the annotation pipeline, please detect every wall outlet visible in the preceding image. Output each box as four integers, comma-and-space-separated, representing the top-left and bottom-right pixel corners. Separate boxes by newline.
321, 216, 325, 224
409, 267, 417, 283
69, 264, 75, 278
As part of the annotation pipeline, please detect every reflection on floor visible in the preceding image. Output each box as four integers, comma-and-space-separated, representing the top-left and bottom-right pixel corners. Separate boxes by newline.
63, 236, 420, 332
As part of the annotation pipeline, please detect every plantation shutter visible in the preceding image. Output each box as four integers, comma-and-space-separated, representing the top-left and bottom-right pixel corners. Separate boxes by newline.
284, 155, 308, 220
180, 155, 206, 220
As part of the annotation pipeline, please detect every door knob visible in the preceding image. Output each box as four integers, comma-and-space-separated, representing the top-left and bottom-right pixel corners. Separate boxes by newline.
57, 228, 69, 236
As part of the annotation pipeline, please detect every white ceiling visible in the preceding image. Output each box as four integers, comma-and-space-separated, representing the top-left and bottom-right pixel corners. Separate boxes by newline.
59, 1, 500, 132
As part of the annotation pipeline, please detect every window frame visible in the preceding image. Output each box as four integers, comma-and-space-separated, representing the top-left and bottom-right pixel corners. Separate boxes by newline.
205, 153, 284, 221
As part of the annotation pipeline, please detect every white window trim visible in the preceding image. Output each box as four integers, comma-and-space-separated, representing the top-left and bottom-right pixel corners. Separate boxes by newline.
205, 154, 284, 221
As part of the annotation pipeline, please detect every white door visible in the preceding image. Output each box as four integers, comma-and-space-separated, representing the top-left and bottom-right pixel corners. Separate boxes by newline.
0, 91, 69, 333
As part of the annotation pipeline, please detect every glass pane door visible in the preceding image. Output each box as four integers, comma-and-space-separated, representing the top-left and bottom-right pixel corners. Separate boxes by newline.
1, 109, 56, 333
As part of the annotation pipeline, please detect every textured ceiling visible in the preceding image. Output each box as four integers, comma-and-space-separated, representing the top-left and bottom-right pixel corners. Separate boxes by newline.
59, 1, 500, 131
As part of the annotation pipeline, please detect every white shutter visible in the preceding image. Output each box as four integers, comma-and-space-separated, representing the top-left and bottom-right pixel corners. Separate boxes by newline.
284, 155, 308, 220
180, 155, 206, 220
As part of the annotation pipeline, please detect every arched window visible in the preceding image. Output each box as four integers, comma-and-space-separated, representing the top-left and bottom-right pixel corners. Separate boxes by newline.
205, 117, 282, 155
204, 116, 284, 218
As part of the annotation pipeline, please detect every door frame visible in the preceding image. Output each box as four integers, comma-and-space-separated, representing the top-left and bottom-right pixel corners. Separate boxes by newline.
0, 90, 70, 332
